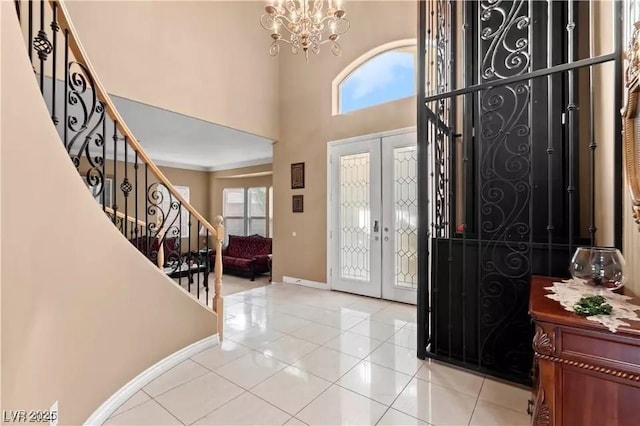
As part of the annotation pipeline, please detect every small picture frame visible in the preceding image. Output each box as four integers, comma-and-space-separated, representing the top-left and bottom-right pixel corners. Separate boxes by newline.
292, 195, 304, 213
291, 162, 305, 189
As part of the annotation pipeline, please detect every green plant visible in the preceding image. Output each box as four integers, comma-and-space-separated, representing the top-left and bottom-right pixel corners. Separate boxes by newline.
574, 295, 613, 316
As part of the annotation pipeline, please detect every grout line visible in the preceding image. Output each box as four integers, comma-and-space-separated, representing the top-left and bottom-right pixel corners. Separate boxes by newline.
143, 362, 211, 399
467, 378, 486, 426
147, 396, 188, 426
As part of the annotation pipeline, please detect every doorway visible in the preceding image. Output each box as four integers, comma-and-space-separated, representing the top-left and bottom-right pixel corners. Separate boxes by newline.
328, 128, 418, 304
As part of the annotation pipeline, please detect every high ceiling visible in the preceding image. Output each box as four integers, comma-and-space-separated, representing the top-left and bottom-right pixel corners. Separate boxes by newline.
112, 95, 273, 171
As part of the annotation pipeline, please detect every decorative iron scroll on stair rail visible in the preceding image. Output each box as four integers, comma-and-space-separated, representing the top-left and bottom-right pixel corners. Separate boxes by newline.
13, 0, 225, 338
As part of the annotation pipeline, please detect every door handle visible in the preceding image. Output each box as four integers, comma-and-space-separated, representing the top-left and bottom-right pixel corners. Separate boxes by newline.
373, 220, 379, 233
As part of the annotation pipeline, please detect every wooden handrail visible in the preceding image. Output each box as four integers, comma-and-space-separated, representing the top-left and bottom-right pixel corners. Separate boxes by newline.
104, 206, 146, 227
38, 0, 225, 333
50, 0, 220, 242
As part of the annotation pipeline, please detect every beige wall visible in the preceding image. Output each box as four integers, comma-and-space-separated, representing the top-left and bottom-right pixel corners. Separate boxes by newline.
64, 1, 279, 140
209, 164, 273, 236
1, 7, 217, 424
273, 1, 417, 283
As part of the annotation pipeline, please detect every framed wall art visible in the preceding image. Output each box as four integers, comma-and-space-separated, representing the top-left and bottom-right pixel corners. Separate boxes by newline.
291, 162, 305, 189
292, 195, 304, 213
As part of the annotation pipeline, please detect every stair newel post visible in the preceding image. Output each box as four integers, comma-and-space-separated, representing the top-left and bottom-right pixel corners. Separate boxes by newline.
213, 215, 225, 340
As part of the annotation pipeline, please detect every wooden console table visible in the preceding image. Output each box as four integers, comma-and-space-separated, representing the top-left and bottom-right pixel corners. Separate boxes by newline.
529, 276, 640, 426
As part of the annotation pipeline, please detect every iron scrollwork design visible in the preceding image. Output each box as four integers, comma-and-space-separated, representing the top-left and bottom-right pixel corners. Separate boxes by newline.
66, 61, 106, 199
480, 0, 530, 80
477, 0, 532, 376
147, 183, 183, 272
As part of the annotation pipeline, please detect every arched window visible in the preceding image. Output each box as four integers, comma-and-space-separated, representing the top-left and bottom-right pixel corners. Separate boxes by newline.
334, 41, 416, 115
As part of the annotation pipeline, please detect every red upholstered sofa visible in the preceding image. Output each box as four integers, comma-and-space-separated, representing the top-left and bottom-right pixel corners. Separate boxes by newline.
214, 234, 272, 281
129, 236, 180, 266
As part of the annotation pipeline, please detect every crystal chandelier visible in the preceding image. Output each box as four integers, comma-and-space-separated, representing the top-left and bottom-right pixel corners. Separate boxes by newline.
260, 0, 350, 61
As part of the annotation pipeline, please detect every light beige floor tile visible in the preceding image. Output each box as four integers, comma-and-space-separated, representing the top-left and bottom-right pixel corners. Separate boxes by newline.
392, 378, 476, 426
366, 342, 424, 375
227, 325, 285, 349
290, 323, 343, 345
258, 335, 320, 364
257, 314, 313, 334
297, 385, 387, 426
143, 359, 209, 397
342, 301, 389, 318
251, 366, 332, 415
191, 340, 251, 371
215, 351, 288, 389
337, 361, 412, 406
386, 327, 418, 350
224, 314, 257, 334
314, 311, 366, 330
479, 378, 531, 414
155, 372, 244, 425
110, 390, 150, 418
274, 304, 329, 321
293, 346, 361, 382
369, 308, 411, 327
470, 400, 532, 426
324, 331, 384, 359
192, 392, 290, 425
415, 359, 484, 397
348, 320, 404, 341
104, 399, 180, 425
377, 408, 427, 425
225, 303, 269, 325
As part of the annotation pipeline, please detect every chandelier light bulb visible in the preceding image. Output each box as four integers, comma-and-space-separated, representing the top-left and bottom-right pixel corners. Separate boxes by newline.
260, 0, 350, 61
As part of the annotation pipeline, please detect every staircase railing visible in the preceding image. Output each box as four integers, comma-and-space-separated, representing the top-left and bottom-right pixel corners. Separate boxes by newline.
13, 0, 225, 338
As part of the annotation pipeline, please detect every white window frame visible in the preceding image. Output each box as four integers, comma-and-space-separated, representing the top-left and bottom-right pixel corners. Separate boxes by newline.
222, 187, 270, 240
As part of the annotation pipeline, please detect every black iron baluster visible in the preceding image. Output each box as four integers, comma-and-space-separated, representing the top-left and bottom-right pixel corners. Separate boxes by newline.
188, 213, 192, 286
429, 0, 439, 357
567, 0, 576, 257
134, 152, 139, 241
28, 0, 33, 64
205, 228, 209, 306
145, 164, 150, 259
546, 0, 554, 276
416, 0, 428, 360
37, 0, 45, 92
123, 137, 130, 238
63, 29, 69, 150
50, 2, 59, 125
195, 220, 200, 298
178, 204, 182, 289
112, 121, 118, 224
102, 117, 107, 211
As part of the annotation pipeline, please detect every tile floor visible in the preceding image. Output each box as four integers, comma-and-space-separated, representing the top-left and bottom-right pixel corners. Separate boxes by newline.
105, 283, 532, 426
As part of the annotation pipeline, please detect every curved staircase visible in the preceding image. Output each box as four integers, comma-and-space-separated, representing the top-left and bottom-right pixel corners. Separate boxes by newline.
3, 0, 227, 423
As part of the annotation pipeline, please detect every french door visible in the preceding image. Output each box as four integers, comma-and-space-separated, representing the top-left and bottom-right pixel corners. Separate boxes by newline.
328, 130, 418, 304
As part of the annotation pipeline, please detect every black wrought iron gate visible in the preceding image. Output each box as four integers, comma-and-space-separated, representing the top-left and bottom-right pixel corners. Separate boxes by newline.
417, 0, 623, 385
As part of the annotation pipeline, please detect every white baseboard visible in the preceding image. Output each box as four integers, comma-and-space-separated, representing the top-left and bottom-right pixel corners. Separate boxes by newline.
282, 276, 330, 290
84, 334, 219, 425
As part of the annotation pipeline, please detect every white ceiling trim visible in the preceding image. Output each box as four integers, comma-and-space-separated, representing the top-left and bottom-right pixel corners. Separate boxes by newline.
208, 157, 273, 172
88, 147, 272, 173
